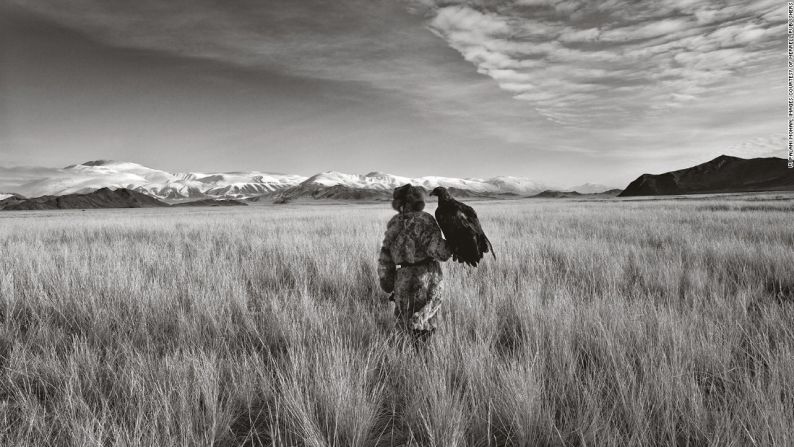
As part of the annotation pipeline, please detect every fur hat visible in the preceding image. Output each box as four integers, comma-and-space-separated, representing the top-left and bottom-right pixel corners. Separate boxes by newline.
392, 184, 425, 213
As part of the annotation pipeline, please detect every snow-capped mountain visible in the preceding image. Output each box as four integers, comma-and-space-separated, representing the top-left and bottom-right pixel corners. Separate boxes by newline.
0, 193, 15, 201
5, 160, 553, 202
13, 160, 307, 201
299, 171, 546, 194
272, 171, 550, 202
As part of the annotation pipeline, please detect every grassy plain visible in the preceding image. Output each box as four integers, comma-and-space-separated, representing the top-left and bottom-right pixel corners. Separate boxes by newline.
1, 194, 793, 446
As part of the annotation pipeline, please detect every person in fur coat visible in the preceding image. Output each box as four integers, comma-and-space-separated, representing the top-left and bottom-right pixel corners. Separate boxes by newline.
377, 184, 452, 341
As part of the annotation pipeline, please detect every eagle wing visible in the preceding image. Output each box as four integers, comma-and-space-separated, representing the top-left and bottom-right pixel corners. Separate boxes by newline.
435, 200, 495, 267
458, 202, 495, 259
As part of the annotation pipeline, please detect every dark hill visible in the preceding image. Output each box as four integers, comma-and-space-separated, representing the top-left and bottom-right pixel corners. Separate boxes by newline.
530, 189, 622, 199
172, 198, 246, 207
0, 188, 167, 210
619, 156, 794, 197
531, 190, 582, 198
0, 189, 249, 210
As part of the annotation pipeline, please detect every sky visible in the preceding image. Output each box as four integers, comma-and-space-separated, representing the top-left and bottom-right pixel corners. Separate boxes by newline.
0, 0, 786, 187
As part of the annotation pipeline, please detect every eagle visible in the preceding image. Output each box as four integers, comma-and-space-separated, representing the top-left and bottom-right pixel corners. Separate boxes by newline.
429, 186, 495, 267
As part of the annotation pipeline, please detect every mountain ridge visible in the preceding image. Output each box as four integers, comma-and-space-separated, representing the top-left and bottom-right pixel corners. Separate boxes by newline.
0, 187, 247, 211
619, 155, 794, 197
0, 187, 167, 210
12, 160, 305, 201
530, 189, 623, 199
4, 156, 788, 204
4, 160, 596, 202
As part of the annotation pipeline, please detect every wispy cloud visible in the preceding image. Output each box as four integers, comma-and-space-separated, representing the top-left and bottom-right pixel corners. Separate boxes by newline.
420, 0, 783, 125
0, 166, 61, 193
2, 0, 511, 133
727, 135, 787, 159
6, 0, 782, 132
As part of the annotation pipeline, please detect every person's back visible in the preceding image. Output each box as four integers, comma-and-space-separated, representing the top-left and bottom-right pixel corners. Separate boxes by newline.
378, 185, 451, 340
382, 210, 449, 266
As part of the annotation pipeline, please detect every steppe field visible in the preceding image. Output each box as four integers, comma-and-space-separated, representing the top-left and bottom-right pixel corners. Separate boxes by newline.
1, 194, 793, 447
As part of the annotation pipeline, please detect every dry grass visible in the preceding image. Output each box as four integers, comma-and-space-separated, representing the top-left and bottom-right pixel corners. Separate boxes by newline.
1, 196, 793, 446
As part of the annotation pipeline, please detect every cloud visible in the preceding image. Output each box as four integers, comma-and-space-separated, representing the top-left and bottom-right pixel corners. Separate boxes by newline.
431, 6, 511, 36
7, 0, 781, 133
0, 166, 61, 194
421, 0, 784, 126
727, 135, 786, 159
3, 0, 537, 138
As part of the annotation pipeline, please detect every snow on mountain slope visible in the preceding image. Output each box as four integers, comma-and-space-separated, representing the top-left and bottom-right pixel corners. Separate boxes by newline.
484, 176, 547, 194
6, 160, 552, 202
0, 194, 14, 201
272, 170, 551, 202
18, 161, 172, 198
14, 160, 307, 200
298, 171, 548, 195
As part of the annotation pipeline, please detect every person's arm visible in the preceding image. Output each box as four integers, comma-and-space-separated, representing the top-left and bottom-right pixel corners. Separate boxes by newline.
377, 217, 398, 293
426, 216, 452, 262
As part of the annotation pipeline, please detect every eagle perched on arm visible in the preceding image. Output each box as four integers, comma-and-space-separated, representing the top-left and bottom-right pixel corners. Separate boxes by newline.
429, 187, 495, 267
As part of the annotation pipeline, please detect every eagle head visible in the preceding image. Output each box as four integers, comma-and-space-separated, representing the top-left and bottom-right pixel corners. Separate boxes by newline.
429, 186, 452, 201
